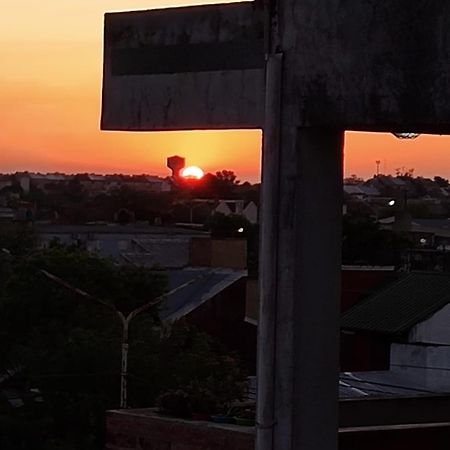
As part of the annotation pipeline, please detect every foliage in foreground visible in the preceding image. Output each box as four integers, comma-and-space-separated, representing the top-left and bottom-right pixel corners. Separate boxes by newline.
0, 239, 246, 449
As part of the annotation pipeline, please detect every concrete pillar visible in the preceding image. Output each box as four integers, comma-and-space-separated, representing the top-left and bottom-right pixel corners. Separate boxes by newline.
257, 127, 344, 450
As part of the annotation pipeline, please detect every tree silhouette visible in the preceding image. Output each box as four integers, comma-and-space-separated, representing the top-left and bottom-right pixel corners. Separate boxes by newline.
215, 170, 239, 186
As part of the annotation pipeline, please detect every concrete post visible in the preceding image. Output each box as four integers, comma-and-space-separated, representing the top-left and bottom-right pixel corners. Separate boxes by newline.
120, 314, 129, 409
257, 127, 344, 450
256, 53, 283, 450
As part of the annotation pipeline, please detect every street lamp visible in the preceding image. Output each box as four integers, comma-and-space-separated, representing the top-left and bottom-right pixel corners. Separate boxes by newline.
41, 269, 207, 408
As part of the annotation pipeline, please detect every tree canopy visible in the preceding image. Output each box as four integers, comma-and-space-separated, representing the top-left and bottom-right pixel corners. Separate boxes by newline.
0, 245, 166, 449
0, 229, 247, 449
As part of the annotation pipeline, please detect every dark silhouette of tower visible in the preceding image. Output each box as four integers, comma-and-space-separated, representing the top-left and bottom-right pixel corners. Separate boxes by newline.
167, 155, 185, 178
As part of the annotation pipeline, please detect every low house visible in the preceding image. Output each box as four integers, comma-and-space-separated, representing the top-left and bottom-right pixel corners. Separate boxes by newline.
0, 207, 14, 222
36, 223, 208, 264
214, 200, 258, 224
0, 176, 13, 192
344, 184, 380, 200
106, 268, 450, 450
37, 222, 253, 362
245, 266, 397, 370
342, 271, 450, 376
155, 237, 253, 364
380, 216, 450, 249
158, 267, 255, 364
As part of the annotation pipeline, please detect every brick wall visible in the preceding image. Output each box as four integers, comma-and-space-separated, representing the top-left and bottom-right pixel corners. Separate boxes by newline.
106, 409, 254, 450
190, 238, 247, 269
211, 239, 247, 269
106, 405, 450, 450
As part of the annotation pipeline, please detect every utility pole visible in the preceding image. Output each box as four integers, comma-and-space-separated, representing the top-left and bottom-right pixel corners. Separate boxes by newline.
41, 269, 207, 408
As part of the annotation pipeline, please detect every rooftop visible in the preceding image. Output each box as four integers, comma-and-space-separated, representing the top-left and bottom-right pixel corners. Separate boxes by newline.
160, 268, 247, 321
341, 272, 450, 335
35, 223, 209, 236
339, 371, 438, 398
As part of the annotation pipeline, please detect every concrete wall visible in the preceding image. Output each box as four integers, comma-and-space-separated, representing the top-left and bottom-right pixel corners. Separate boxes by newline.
409, 303, 450, 345
391, 343, 450, 390
339, 395, 450, 427
279, 0, 450, 133
106, 410, 254, 450
102, 1, 450, 134
245, 278, 258, 325
101, 3, 264, 131
189, 237, 212, 267
211, 239, 247, 270
106, 407, 450, 450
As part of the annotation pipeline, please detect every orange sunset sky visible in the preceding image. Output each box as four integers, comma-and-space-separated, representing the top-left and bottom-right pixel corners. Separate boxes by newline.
2, 0, 450, 183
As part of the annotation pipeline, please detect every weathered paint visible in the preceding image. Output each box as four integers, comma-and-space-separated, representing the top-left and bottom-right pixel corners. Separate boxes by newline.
279, 0, 450, 133
100, 2, 450, 450
103, 1, 450, 134
101, 3, 265, 131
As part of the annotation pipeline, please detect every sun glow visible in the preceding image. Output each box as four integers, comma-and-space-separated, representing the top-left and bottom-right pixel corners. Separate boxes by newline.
181, 166, 204, 180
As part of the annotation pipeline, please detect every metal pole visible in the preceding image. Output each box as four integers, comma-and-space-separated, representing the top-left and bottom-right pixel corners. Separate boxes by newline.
256, 52, 283, 450
119, 313, 129, 409
40, 268, 212, 409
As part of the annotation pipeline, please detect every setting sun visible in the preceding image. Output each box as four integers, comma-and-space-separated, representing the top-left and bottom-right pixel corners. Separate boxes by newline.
181, 166, 205, 180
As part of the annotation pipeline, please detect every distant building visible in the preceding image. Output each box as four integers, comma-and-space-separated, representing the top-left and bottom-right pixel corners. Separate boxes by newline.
36, 223, 207, 264
380, 216, 450, 250
0, 176, 12, 189
368, 175, 416, 198
121, 175, 172, 193
344, 184, 380, 199
13, 172, 172, 196
0, 207, 15, 222
214, 200, 258, 224
342, 271, 450, 378
36, 221, 252, 364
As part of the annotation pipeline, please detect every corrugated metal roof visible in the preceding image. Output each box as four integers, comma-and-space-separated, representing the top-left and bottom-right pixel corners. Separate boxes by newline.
344, 185, 363, 195
160, 268, 247, 321
339, 371, 437, 398
250, 371, 436, 400
341, 272, 450, 335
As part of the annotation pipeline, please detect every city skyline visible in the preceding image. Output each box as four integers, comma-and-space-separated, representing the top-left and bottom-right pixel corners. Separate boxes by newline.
2, 0, 450, 182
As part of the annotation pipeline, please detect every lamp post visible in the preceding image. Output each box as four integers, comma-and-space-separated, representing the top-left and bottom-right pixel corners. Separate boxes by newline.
41, 269, 207, 408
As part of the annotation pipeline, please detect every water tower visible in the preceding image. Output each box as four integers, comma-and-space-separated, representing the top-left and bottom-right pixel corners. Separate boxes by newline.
167, 155, 185, 179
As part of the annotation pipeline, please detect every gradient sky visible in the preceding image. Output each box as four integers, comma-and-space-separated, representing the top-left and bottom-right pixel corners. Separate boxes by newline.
1, 1, 450, 182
